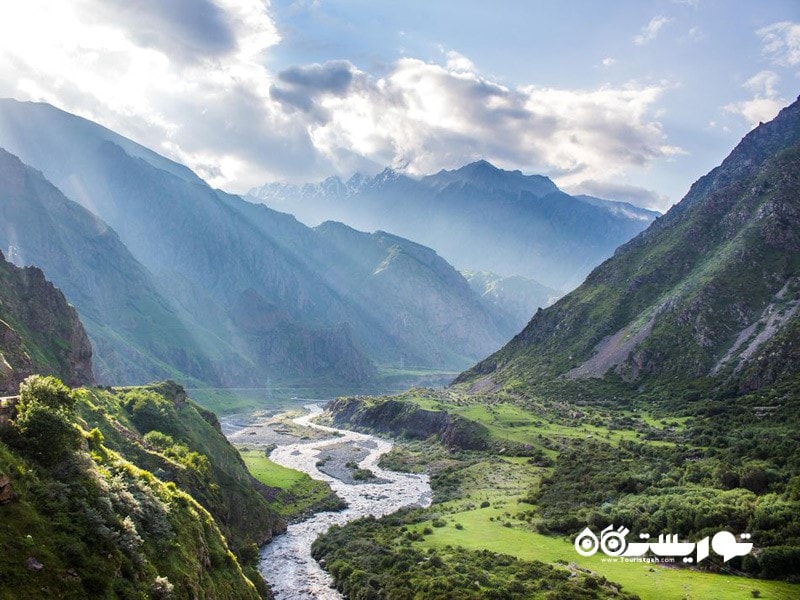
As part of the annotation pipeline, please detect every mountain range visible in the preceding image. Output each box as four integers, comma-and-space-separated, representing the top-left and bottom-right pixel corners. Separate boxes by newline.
321, 97, 800, 597
456, 96, 800, 400
250, 160, 660, 291
0, 99, 538, 387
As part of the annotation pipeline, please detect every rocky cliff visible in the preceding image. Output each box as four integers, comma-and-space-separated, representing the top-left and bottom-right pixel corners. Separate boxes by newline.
0, 250, 92, 394
327, 396, 488, 450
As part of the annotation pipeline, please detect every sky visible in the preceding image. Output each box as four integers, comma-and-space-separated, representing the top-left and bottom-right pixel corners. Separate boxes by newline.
0, 1, 798, 211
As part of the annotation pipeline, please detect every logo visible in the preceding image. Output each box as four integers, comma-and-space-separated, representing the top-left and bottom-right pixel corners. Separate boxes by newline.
574, 525, 753, 564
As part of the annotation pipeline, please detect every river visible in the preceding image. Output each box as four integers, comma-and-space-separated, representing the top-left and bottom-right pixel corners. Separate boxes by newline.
258, 404, 432, 599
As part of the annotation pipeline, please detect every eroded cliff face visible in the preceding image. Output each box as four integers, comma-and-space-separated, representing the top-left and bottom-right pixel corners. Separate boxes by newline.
0, 250, 93, 394
327, 396, 488, 450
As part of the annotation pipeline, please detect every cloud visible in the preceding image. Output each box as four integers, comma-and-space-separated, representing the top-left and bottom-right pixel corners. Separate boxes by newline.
634, 16, 673, 45
0, 2, 680, 195
757, 21, 800, 66
568, 180, 671, 211
302, 57, 681, 190
0, 0, 291, 188
271, 60, 356, 115
724, 71, 787, 127
75, 0, 239, 64
444, 50, 476, 72
601, 57, 617, 67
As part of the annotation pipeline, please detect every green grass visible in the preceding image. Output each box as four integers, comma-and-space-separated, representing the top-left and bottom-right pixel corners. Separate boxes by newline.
378, 421, 799, 600
402, 397, 677, 450
238, 447, 342, 518
407, 454, 799, 600
415, 509, 798, 599
238, 448, 311, 490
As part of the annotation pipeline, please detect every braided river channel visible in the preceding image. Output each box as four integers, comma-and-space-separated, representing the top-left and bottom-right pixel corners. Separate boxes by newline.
256, 405, 432, 599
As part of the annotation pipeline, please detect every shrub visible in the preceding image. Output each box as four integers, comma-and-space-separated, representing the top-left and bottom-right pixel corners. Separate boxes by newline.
19, 375, 74, 411
12, 401, 80, 465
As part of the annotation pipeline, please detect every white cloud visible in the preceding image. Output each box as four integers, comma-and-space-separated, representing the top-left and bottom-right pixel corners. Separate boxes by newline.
757, 21, 800, 66
306, 58, 681, 191
724, 70, 787, 128
601, 57, 617, 67
0, 0, 287, 188
445, 50, 476, 72
634, 16, 673, 45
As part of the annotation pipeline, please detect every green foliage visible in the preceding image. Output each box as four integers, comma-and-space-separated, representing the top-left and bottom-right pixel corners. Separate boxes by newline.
75, 382, 285, 571
18, 375, 74, 412
10, 401, 80, 466
6, 377, 80, 467
312, 515, 639, 599
238, 447, 345, 518
0, 417, 263, 600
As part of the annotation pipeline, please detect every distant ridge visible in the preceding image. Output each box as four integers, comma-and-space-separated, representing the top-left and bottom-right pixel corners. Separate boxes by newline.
250, 160, 658, 290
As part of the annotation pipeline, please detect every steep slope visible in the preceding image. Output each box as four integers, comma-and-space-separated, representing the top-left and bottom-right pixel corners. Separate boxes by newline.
313, 221, 509, 364
0, 250, 92, 394
0, 148, 241, 386
0, 98, 512, 378
214, 193, 512, 365
0, 377, 277, 599
456, 97, 800, 397
250, 161, 658, 290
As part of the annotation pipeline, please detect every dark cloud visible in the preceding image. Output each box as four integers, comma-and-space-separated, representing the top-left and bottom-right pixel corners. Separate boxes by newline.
278, 61, 354, 94
271, 61, 355, 115
80, 0, 238, 63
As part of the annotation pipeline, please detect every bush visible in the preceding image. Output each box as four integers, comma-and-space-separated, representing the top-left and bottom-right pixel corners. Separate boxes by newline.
12, 401, 80, 465
19, 375, 74, 411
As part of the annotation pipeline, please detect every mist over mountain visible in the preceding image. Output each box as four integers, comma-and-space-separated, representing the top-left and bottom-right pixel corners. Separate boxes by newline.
0, 148, 241, 386
0, 99, 514, 387
456, 97, 800, 397
250, 160, 659, 291
461, 271, 561, 334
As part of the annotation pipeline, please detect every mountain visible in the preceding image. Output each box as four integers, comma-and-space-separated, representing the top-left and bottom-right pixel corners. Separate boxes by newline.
0, 148, 242, 386
461, 270, 561, 334
0, 99, 510, 385
0, 225, 281, 596
249, 161, 659, 291
312, 221, 510, 365
456, 97, 800, 398
0, 250, 92, 394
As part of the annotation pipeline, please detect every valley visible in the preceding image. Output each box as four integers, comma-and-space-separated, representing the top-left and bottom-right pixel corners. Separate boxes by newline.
0, 15, 798, 597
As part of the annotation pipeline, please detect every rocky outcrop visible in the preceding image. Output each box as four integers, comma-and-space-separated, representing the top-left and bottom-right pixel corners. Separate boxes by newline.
0, 473, 17, 504
327, 397, 488, 450
0, 250, 93, 394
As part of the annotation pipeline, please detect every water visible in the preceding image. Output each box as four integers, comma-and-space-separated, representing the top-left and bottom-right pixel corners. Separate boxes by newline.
258, 404, 432, 599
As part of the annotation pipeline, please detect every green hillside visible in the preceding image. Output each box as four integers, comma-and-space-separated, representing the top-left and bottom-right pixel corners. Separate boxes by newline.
0, 377, 277, 599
